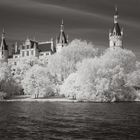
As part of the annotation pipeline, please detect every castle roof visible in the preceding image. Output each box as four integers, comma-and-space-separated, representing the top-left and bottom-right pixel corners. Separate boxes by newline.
30, 40, 38, 48
38, 42, 53, 52
0, 30, 8, 51
111, 23, 121, 36
22, 38, 54, 53
57, 31, 68, 44
1, 39, 8, 50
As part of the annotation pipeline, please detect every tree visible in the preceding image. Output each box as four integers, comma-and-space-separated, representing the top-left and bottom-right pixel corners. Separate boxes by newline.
100, 47, 136, 73
61, 47, 138, 102
0, 62, 20, 98
10, 57, 39, 89
22, 65, 55, 98
48, 39, 98, 83
60, 73, 79, 99
61, 39, 98, 63
127, 70, 140, 87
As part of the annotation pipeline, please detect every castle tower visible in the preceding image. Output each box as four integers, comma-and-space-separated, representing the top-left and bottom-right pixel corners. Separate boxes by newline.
109, 7, 123, 49
0, 29, 9, 61
56, 19, 68, 53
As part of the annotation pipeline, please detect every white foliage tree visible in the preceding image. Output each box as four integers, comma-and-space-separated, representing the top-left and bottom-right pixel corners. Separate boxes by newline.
22, 65, 55, 98
127, 70, 140, 87
61, 39, 98, 63
61, 47, 138, 102
48, 39, 98, 83
60, 73, 80, 99
100, 47, 136, 73
0, 62, 20, 98
10, 57, 39, 88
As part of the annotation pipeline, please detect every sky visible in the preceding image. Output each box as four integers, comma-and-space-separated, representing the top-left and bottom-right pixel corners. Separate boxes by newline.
0, 0, 140, 58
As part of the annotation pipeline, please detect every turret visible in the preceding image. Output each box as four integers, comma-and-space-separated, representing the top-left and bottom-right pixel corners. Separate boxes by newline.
56, 19, 68, 53
51, 37, 56, 53
109, 6, 123, 49
0, 29, 9, 61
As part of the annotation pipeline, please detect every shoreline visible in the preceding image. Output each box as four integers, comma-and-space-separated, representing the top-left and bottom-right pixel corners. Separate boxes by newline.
0, 97, 140, 103
0, 97, 78, 102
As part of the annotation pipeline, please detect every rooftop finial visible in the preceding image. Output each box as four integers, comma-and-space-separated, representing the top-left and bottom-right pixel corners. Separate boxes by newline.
115, 5, 118, 15
62, 19, 63, 25
114, 5, 119, 23
33, 36, 36, 41
2, 28, 5, 39
60, 19, 64, 32
2, 28, 5, 33
26, 35, 30, 41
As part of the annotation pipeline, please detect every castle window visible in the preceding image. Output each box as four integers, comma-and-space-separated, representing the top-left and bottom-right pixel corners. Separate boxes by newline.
22, 46, 25, 50
22, 51, 25, 57
27, 45, 29, 49
114, 42, 116, 46
31, 50, 34, 55
46, 52, 50, 55
31, 44, 34, 48
40, 53, 44, 56
27, 51, 29, 56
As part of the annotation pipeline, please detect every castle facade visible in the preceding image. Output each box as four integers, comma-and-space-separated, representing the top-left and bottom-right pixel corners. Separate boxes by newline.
0, 7, 123, 65
0, 20, 68, 65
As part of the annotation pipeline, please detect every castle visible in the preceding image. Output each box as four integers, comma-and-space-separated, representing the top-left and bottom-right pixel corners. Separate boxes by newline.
0, 7, 123, 64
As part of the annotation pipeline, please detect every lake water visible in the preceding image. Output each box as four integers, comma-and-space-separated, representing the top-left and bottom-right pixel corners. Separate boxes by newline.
0, 102, 140, 140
